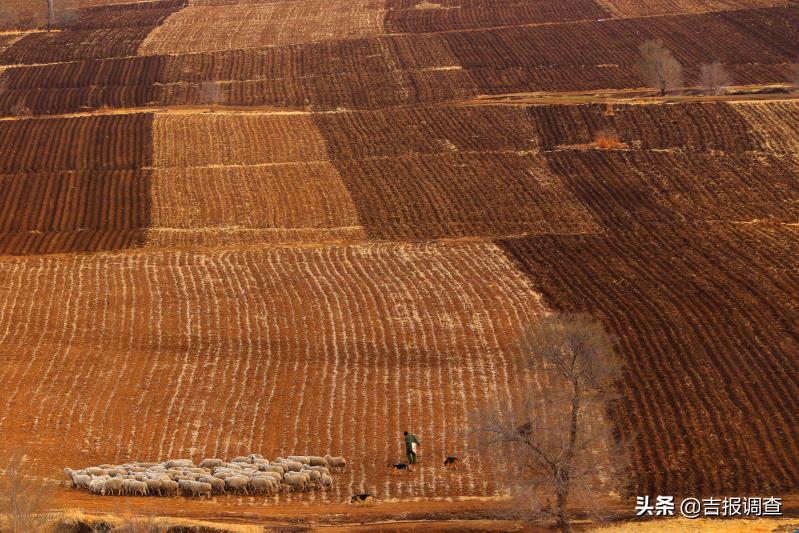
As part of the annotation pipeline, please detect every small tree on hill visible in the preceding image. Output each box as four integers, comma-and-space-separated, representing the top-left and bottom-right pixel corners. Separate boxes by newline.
638, 39, 683, 96
0, 0, 78, 31
470, 313, 625, 533
201, 80, 226, 111
700, 61, 732, 95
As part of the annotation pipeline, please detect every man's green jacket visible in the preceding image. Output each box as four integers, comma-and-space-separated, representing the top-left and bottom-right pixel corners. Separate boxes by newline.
405, 434, 420, 452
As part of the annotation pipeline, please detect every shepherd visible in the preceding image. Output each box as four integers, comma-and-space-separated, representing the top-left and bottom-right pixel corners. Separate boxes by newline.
403, 431, 420, 464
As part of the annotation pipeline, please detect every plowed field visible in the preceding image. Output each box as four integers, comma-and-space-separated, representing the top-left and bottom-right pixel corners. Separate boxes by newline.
1, 4, 797, 115
498, 223, 799, 495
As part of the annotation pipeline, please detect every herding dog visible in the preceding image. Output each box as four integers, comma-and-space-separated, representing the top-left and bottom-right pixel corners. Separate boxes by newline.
387, 462, 413, 474
350, 493, 377, 504
443, 456, 460, 468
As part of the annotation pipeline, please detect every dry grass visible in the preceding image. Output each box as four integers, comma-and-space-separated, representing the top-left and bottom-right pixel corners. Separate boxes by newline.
46, 510, 262, 532
593, 128, 625, 149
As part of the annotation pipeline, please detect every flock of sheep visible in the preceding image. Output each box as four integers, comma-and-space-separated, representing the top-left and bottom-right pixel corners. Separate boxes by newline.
64, 453, 347, 498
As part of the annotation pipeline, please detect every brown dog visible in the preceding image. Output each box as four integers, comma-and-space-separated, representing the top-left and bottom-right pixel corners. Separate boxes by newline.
387, 462, 413, 474
443, 456, 460, 469
350, 493, 377, 504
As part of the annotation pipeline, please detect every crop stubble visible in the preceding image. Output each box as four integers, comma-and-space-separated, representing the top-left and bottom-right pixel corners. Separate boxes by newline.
138, 0, 386, 55
0, 241, 545, 499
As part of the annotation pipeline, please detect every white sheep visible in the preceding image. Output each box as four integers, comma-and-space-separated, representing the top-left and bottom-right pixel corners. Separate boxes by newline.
260, 471, 282, 482
199, 476, 225, 494
276, 460, 303, 472
249, 477, 276, 495
88, 478, 106, 494
301, 469, 322, 487
123, 479, 148, 496
102, 477, 124, 496
199, 458, 223, 469
144, 478, 162, 496
320, 473, 333, 491
165, 459, 194, 469
287, 455, 311, 465
308, 456, 328, 467
73, 474, 91, 489
160, 479, 179, 496
283, 472, 308, 492
230, 455, 251, 464
225, 476, 250, 495
64, 468, 77, 486
324, 455, 346, 471
303, 465, 330, 476
262, 464, 286, 475
190, 481, 213, 499
86, 467, 107, 477
177, 479, 195, 496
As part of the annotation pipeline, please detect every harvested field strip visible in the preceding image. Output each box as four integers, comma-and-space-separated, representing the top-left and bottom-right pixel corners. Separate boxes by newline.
3, 62, 791, 117
732, 101, 799, 154
0, 229, 146, 255
0, 24, 793, 116
149, 164, 360, 230
439, 8, 797, 70
137, 0, 386, 55
0, 113, 153, 255
0, 1, 158, 31
0, 113, 153, 173
0, 242, 545, 500
0, 85, 162, 117
718, 6, 799, 59
151, 113, 329, 168
544, 151, 799, 228
383, 0, 611, 33
498, 223, 799, 495
0, 55, 163, 90
66, 0, 188, 31
157, 38, 446, 82
0, 0, 186, 66
313, 105, 539, 159
0, 170, 150, 232
529, 101, 759, 152
331, 152, 599, 240
0, 28, 156, 65
143, 227, 367, 249
595, 0, 788, 18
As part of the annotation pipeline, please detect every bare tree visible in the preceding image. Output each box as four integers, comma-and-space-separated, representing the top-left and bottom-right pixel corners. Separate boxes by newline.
46, 0, 55, 31
700, 61, 732, 95
200, 80, 227, 111
470, 313, 625, 533
0, 0, 78, 31
638, 39, 683, 96
0, 454, 53, 532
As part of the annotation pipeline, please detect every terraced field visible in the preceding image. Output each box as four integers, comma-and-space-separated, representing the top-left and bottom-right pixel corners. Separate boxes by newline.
0, 0, 797, 523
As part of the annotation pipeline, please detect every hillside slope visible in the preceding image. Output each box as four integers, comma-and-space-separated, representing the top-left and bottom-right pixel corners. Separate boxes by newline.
0, 0, 797, 512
